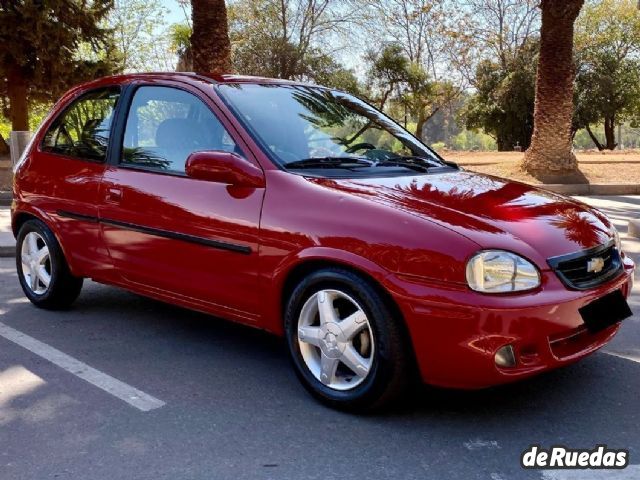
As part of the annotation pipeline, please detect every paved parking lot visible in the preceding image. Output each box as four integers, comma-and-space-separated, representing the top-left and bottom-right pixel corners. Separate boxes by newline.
0, 196, 639, 479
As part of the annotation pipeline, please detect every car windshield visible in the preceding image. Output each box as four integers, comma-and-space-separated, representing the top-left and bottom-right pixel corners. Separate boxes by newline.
216, 83, 446, 174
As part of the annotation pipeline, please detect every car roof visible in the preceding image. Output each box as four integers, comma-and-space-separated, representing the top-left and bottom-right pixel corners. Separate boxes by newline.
75, 72, 309, 90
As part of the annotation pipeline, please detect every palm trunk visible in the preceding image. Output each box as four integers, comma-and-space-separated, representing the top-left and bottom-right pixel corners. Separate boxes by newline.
190, 0, 232, 74
7, 65, 29, 131
0, 133, 9, 156
522, 0, 584, 175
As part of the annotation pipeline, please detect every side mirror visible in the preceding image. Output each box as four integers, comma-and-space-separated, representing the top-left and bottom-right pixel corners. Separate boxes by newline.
185, 151, 265, 188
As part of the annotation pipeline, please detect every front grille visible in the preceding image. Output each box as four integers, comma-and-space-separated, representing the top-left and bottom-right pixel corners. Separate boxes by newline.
548, 240, 623, 290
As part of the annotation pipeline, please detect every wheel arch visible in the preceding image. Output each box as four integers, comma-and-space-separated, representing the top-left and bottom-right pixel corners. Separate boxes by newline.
277, 255, 418, 377
12, 208, 80, 276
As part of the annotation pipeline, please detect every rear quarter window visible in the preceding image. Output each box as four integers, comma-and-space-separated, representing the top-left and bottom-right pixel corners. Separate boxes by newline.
42, 87, 121, 162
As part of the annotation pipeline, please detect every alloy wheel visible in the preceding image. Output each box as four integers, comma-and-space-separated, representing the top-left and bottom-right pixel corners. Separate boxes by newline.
20, 232, 52, 295
297, 289, 375, 391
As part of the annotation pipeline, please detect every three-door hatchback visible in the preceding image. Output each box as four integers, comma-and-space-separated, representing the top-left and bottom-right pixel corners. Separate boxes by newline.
11, 73, 635, 411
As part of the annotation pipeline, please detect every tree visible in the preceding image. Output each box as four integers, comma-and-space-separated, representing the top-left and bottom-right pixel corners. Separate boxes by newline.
0, 0, 117, 131
190, 0, 232, 73
522, 0, 584, 176
109, 0, 170, 72
461, 38, 538, 151
0, 133, 8, 155
170, 23, 194, 72
573, 0, 640, 150
229, 0, 356, 81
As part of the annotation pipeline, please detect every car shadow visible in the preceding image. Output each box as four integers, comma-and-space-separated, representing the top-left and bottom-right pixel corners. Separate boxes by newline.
2, 279, 638, 479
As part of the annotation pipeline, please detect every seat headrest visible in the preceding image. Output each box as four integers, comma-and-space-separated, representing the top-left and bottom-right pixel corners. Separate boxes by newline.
156, 118, 197, 149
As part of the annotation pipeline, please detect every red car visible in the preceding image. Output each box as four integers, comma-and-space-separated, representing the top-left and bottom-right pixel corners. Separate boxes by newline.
11, 73, 634, 411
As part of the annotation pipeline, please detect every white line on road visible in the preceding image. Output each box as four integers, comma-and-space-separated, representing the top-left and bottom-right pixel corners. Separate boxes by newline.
0, 322, 165, 412
541, 465, 640, 480
603, 350, 640, 364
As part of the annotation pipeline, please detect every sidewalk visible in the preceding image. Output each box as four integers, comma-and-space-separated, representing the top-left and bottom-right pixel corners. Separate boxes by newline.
0, 206, 13, 257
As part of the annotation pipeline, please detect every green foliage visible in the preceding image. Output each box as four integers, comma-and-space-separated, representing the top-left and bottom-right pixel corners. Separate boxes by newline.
365, 44, 458, 139
450, 130, 497, 151
0, 0, 119, 129
169, 23, 193, 71
460, 39, 538, 151
109, 0, 170, 72
228, 0, 358, 88
573, 0, 640, 149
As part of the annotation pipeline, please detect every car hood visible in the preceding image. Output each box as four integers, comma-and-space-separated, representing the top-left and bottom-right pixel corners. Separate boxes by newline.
309, 171, 614, 266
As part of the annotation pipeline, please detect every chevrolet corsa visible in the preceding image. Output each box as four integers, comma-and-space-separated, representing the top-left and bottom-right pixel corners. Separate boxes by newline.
11, 73, 635, 411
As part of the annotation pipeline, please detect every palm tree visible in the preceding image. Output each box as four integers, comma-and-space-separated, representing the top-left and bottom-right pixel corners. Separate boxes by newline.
190, 0, 232, 73
522, 0, 584, 176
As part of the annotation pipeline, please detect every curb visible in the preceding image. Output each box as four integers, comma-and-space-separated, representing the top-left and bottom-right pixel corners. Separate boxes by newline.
536, 184, 640, 196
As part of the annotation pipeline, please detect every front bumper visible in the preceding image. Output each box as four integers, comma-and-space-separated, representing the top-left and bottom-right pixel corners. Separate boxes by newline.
387, 255, 635, 389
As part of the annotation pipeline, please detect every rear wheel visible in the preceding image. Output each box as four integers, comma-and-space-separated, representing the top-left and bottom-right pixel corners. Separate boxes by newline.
284, 268, 410, 412
16, 219, 83, 310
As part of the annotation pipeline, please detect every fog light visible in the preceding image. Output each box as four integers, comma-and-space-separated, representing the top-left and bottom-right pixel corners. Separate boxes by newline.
495, 345, 516, 368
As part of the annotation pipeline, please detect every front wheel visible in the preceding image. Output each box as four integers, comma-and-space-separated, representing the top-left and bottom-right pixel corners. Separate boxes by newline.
284, 268, 411, 412
16, 219, 83, 310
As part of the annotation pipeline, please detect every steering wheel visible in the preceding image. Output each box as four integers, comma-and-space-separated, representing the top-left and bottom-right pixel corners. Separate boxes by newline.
345, 142, 376, 154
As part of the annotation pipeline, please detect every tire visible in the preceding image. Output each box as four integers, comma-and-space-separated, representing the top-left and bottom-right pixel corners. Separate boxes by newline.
16, 219, 83, 310
284, 267, 411, 412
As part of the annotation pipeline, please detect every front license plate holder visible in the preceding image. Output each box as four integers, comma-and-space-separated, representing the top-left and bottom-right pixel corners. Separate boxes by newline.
579, 289, 632, 333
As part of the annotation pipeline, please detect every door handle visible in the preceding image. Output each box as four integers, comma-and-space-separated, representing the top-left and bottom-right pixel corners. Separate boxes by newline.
106, 187, 123, 203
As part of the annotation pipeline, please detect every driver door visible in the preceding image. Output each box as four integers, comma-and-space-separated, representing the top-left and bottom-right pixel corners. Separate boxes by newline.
99, 83, 265, 320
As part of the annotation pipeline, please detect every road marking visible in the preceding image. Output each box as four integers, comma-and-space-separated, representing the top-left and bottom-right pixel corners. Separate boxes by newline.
0, 322, 165, 412
541, 465, 640, 479
603, 350, 640, 364
464, 439, 500, 451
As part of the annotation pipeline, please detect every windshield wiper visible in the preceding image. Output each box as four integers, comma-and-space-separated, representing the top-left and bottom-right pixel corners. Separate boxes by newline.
286, 157, 374, 169
375, 155, 458, 172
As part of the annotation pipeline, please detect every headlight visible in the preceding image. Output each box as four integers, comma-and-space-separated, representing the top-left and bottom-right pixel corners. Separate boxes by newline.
466, 250, 541, 293
613, 227, 622, 252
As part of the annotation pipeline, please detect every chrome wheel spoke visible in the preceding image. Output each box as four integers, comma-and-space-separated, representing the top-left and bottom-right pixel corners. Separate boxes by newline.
341, 345, 371, 378
20, 232, 51, 295
37, 266, 51, 288
339, 310, 367, 341
30, 269, 39, 291
317, 291, 337, 325
298, 325, 323, 348
36, 245, 49, 264
27, 233, 39, 256
319, 353, 339, 386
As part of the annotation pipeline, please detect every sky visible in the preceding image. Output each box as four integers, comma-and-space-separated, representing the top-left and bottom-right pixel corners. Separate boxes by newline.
160, 0, 190, 26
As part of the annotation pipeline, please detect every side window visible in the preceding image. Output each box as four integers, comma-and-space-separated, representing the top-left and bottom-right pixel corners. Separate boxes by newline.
42, 88, 120, 162
121, 86, 238, 174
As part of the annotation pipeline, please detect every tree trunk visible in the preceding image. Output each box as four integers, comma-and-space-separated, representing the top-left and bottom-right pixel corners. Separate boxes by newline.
0, 133, 9, 156
603, 117, 617, 150
7, 65, 29, 131
522, 0, 584, 175
190, 0, 232, 74
415, 111, 426, 141
585, 125, 604, 151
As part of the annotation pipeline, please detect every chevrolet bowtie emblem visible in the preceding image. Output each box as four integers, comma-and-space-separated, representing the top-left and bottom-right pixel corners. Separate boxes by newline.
587, 257, 605, 274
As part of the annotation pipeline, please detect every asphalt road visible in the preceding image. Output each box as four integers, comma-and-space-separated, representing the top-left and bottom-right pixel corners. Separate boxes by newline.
0, 196, 639, 480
